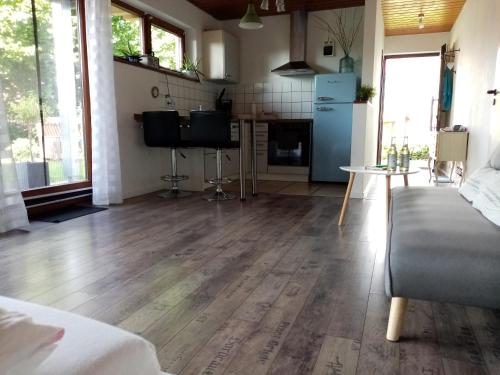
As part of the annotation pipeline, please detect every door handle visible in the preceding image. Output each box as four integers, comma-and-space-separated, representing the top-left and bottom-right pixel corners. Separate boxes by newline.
487, 89, 498, 105
317, 96, 334, 101
316, 107, 334, 112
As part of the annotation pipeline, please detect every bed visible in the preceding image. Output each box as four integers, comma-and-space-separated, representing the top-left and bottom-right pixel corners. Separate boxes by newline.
0, 296, 170, 375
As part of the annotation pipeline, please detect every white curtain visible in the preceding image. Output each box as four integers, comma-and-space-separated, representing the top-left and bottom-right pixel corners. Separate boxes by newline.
85, 0, 123, 205
0, 81, 29, 233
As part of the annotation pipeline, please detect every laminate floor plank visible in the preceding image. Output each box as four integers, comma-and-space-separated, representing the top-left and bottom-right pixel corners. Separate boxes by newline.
1, 191, 499, 375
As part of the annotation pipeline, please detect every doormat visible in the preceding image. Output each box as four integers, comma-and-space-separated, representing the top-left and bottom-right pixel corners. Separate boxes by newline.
36, 205, 107, 223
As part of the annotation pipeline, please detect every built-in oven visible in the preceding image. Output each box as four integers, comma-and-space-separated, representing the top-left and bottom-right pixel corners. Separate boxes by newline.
267, 120, 312, 167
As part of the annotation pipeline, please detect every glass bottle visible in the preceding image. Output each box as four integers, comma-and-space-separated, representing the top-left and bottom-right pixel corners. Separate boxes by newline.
387, 137, 398, 171
400, 136, 410, 172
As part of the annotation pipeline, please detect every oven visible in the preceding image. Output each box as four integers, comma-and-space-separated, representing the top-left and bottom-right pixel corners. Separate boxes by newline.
267, 120, 312, 167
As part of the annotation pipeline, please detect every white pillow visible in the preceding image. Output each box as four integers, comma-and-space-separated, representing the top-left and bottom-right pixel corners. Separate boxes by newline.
459, 166, 497, 202
0, 308, 65, 374
473, 170, 500, 226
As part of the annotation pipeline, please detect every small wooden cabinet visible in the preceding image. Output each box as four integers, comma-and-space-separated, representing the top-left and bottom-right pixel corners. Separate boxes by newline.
428, 131, 469, 185
202, 30, 239, 83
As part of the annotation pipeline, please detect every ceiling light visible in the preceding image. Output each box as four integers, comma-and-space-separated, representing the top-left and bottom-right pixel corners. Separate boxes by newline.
418, 13, 425, 29
239, 3, 263, 30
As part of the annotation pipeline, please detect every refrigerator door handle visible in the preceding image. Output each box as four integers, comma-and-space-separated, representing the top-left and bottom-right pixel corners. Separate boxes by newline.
316, 106, 335, 112
317, 96, 335, 101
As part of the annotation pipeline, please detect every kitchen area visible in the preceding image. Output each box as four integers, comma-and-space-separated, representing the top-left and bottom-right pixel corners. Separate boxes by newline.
116, 1, 379, 201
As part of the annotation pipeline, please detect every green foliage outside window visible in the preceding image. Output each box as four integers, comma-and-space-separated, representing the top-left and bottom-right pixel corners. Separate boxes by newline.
111, 15, 142, 57
151, 25, 178, 71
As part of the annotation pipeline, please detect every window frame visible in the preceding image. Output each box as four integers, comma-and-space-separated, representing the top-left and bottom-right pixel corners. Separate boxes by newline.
111, 0, 189, 80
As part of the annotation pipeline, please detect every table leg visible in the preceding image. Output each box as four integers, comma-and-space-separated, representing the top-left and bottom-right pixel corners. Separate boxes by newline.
239, 119, 246, 201
386, 175, 392, 221
403, 174, 409, 187
251, 119, 258, 196
338, 172, 355, 226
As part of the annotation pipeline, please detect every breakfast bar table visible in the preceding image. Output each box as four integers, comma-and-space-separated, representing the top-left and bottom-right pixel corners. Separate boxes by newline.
337, 166, 420, 226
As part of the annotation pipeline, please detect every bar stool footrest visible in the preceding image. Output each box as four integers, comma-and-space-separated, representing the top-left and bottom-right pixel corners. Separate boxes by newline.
208, 178, 232, 185
161, 175, 189, 183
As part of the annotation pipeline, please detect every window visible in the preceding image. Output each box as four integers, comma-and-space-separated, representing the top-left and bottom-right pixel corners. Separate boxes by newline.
0, 0, 90, 192
151, 23, 183, 71
111, 1, 185, 73
111, 3, 143, 58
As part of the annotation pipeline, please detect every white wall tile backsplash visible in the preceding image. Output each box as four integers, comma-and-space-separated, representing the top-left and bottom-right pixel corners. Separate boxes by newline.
226, 78, 315, 119
158, 74, 220, 116
156, 74, 315, 120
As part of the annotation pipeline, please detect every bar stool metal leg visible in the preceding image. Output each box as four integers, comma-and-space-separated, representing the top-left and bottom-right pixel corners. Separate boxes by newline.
159, 148, 191, 198
204, 149, 236, 201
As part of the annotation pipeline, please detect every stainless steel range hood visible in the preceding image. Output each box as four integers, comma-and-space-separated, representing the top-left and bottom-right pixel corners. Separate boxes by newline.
271, 10, 316, 76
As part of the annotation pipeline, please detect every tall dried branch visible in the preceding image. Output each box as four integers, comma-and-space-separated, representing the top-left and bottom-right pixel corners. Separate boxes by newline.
314, 8, 363, 56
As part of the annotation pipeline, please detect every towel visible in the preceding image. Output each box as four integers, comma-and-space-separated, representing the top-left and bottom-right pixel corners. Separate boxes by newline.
441, 66, 454, 112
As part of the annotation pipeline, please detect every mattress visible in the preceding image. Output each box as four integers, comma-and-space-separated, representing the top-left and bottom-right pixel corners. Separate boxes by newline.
0, 296, 167, 375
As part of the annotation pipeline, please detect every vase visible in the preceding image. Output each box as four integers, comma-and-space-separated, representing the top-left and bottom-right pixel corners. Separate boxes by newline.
339, 55, 354, 73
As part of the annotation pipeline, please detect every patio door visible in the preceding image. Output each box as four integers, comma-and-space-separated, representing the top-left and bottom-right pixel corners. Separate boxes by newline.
0, 0, 90, 194
377, 53, 441, 166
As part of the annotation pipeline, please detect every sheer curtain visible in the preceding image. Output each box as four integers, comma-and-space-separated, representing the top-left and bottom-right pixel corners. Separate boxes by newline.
0, 81, 29, 233
85, 0, 123, 205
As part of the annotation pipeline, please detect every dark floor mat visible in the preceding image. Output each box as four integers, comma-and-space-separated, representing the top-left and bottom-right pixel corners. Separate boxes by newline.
35, 205, 107, 223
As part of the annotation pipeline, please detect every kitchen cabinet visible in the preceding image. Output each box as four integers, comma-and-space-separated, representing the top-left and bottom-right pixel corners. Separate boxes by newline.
202, 30, 240, 83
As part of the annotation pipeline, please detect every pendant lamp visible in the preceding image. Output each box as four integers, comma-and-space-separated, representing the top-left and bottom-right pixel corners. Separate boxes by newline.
239, 2, 263, 30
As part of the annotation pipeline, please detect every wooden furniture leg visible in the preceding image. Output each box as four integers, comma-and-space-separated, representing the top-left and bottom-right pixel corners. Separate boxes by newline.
434, 160, 439, 186
460, 162, 466, 187
338, 172, 355, 226
386, 297, 408, 342
427, 157, 432, 182
386, 175, 391, 221
403, 174, 409, 187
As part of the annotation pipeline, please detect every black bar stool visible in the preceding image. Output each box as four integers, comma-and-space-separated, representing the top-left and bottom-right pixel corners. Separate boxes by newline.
143, 111, 190, 198
189, 110, 238, 201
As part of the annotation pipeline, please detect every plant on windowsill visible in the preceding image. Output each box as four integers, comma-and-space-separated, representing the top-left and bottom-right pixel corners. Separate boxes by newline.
118, 41, 142, 63
356, 85, 376, 103
181, 55, 204, 81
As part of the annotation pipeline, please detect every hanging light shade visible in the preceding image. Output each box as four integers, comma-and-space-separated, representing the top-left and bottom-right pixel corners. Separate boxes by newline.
239, 3, 263, 30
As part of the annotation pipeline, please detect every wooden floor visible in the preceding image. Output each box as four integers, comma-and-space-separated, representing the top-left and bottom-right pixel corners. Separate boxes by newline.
1, 190, 499, 375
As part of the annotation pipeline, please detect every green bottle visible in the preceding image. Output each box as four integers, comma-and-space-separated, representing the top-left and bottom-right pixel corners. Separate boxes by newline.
387, 137, 398, 171
400, 136, 410, 172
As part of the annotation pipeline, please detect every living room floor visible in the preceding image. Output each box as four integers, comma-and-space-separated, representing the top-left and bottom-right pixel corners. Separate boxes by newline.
1, 188, 498, 374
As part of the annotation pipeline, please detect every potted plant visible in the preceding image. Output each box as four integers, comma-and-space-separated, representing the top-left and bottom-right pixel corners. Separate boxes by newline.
357, 85, 376, 103
118, 41, 142, 63
181, 55, 204, 80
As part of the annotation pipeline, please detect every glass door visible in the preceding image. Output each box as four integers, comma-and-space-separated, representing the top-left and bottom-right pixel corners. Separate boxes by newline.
0, 0, 89, 192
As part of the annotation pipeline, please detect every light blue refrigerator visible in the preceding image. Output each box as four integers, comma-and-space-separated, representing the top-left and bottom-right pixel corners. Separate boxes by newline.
312, 73, 357, 182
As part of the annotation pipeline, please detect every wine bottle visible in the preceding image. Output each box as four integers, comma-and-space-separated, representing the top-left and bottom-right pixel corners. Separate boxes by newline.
400, 136, 410, 172
387, 137, 398, 171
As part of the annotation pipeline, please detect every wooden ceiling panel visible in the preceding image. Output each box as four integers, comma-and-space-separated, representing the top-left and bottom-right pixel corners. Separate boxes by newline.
186, 0, 365, 20
382, 0, 466, 36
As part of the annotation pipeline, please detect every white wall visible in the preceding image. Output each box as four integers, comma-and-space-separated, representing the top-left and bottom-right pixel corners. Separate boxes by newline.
350, 0, 384, 198
384, 32, 449, 55
222, 7, 365, 85
449, 0, 500, 173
